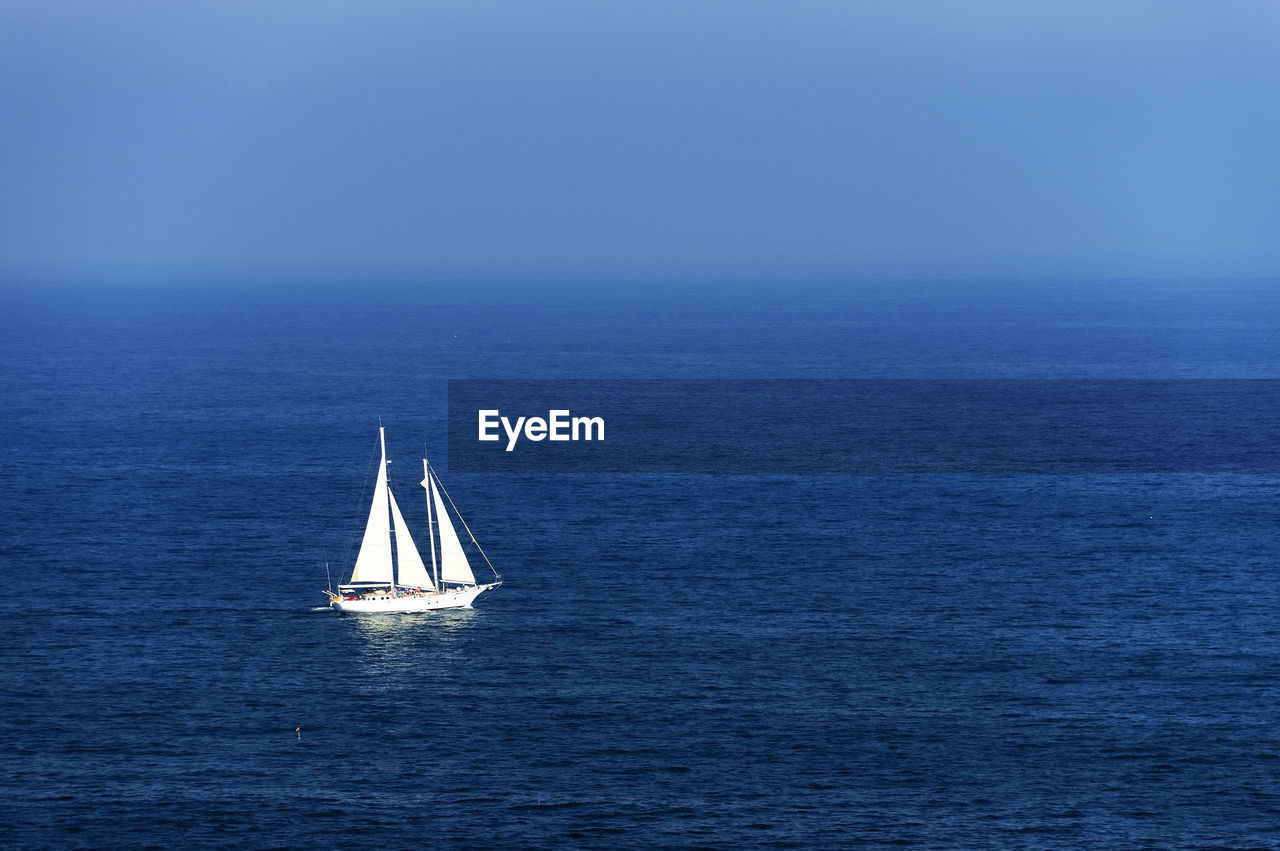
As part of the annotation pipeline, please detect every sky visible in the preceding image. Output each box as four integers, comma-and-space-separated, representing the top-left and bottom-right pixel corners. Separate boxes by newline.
2, 1, 1278, 280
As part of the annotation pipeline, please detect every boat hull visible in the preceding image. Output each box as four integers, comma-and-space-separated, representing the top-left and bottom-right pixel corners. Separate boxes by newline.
329, 584, 495, 614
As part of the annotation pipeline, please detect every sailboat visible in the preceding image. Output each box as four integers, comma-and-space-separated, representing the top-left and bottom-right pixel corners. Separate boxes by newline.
327, 426, 501, 613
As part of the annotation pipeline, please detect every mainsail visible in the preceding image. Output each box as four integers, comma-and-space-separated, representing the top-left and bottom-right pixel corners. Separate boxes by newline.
350, 452, 393, 584
430, 475, 477, 586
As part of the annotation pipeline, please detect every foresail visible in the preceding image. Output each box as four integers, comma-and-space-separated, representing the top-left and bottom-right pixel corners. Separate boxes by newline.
389, 486, 433, 589
431, 476, 477, 585
351, 459, 393, 584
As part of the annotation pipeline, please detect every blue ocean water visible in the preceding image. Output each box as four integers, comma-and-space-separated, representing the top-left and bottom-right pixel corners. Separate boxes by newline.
2, 277, 1280, 847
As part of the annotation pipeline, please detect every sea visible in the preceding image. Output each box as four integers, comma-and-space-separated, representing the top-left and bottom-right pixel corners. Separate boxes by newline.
2, 276, 1280, 848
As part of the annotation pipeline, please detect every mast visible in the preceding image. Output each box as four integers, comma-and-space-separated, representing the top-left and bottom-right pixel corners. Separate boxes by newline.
422, 459, 439, 590
381, 426, 397, 591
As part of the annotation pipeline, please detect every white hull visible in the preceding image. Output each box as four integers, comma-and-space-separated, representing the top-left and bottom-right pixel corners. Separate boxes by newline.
330, 584, 496, 614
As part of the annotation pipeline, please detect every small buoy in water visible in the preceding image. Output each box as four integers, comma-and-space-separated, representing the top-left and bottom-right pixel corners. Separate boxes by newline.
295, 727, 301, 740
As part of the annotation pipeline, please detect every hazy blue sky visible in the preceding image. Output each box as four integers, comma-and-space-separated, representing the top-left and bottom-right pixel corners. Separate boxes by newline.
2, 1, 1277, 279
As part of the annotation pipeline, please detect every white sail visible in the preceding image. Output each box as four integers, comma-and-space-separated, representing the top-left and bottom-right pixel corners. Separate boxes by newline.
431, 475, 476, 586
350, 455, 393, 584
389, 486, 433, 589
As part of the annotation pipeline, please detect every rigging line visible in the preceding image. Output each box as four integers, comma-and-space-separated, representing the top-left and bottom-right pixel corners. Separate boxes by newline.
427, 462, 502, 582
